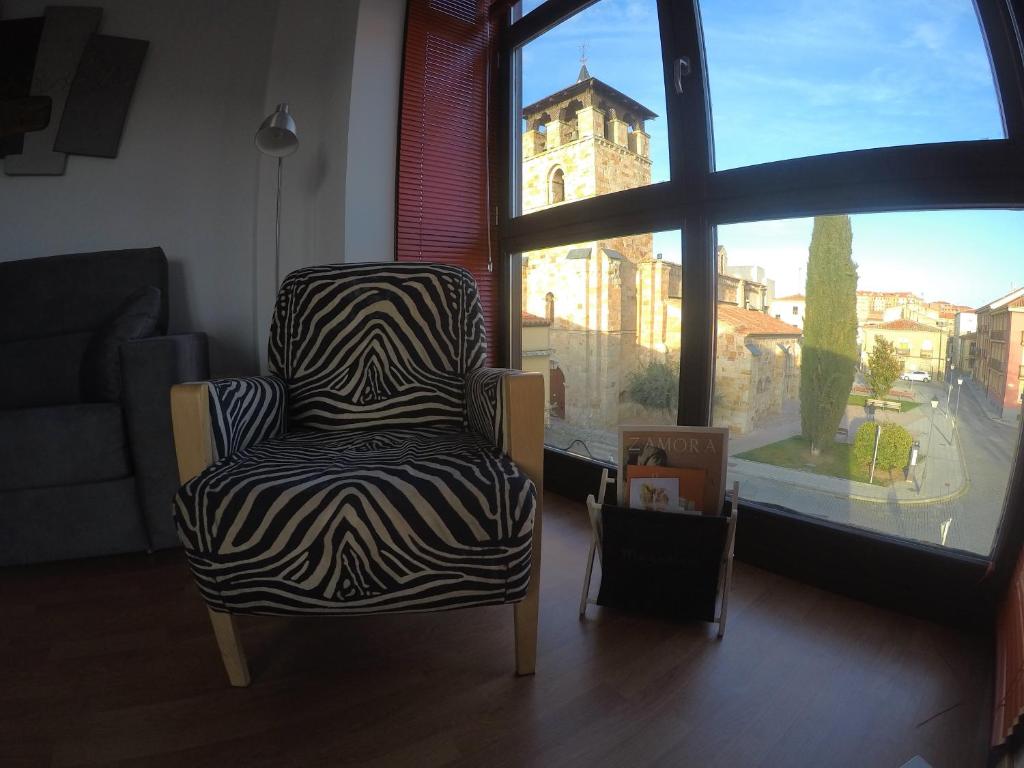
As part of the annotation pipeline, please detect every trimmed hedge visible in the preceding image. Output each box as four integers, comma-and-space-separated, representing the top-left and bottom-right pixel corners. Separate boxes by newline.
853, 422, 914, 472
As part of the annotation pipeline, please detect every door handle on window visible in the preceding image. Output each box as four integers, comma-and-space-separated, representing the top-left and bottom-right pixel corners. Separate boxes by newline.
674, 56, 692, 95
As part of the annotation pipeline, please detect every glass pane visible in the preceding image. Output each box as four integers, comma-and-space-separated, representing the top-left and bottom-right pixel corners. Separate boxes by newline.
516, 0, 669, 216
520, 230, 682, 463
700, 0, 1005, 170
515, 0, 549, 15
713, 210, 1024, 555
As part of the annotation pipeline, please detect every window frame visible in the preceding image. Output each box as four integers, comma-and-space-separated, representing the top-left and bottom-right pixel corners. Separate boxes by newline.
496, 0, 1024, 617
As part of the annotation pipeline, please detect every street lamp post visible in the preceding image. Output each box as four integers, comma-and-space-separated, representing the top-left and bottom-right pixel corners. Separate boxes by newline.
909, 440, 921, 493
953, 376, 964, 429
924, 396, 939, 490
946, 364, 955, 413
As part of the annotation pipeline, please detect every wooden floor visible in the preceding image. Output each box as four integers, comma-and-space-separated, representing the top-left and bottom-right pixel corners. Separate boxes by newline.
0, 492, 992, 768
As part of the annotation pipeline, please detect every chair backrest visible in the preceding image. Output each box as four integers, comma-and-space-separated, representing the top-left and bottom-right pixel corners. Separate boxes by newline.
0, 248, 168, 409
269, 262, 487, 432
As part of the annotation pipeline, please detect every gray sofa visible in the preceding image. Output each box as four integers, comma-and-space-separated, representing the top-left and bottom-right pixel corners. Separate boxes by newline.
0, 248, 208, 565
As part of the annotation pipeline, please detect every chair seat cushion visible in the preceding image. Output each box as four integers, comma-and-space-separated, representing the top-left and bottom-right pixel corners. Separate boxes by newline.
173, 427, 536, 616
0, 404, 131, 491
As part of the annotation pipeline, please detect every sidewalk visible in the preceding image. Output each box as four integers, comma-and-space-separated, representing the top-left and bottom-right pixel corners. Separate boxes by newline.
961, 376, 1019, 427
729, 410, 967, 506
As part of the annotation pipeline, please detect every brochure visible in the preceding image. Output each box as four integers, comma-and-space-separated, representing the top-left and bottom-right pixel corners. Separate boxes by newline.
618, 426, 729, 515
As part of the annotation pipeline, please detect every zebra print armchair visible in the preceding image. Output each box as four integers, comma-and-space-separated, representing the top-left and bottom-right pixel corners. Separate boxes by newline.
169, 263, 543, 686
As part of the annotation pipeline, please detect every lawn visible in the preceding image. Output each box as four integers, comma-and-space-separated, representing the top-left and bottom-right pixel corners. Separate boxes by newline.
736, 436, 895, 485
847, 393, 921, 412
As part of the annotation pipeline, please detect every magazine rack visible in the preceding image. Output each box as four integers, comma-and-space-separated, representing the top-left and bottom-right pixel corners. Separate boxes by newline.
580, 470, 739, 638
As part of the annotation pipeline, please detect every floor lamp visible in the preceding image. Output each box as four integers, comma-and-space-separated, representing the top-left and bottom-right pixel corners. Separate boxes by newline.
255, 103, 299, 288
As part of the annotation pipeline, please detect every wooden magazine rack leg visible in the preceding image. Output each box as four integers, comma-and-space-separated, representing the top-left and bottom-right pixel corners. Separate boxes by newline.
716, 481, 740, 639
580, 470, 612, 618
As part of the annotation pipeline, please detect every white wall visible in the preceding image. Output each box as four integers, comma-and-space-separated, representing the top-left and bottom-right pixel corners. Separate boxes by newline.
345, 0, 406, 265
0, 0, 404, 375
254, 0, 362, 367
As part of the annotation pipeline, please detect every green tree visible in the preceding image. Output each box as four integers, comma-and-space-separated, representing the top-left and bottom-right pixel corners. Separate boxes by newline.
627, 358, 678, 412
800, 215, 859, 454
866, 337, 902, 400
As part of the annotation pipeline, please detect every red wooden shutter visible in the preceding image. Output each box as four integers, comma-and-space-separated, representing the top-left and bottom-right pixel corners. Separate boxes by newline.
397, 0, 501, 366
995, 546, 1024, 746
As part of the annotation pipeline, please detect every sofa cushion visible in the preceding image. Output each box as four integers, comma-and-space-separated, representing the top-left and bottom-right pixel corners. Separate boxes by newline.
0, 404, 131, 491
0, 478, 146, 565
80, 286, 162, 402
174, 427, 536, 615
0, 332, 91, 409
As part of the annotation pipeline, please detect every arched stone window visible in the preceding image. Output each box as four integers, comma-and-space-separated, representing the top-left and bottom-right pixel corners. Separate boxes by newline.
545, 292, 555, 323
559, 99, 583, 142
549, 167, 565, 204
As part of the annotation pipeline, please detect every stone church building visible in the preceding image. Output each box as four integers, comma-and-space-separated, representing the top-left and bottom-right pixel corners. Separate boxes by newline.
520, 66, 800, 438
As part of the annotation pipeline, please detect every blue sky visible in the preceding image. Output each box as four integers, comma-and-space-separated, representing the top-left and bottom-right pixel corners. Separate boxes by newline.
519, 0, 1024, 308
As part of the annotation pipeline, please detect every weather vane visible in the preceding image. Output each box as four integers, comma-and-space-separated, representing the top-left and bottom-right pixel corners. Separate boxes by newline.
579, 42, 588, 67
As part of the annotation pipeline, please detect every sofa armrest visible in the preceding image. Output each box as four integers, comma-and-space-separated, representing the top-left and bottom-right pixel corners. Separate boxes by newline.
170, 375, 287, 485
121, 333, 210, 549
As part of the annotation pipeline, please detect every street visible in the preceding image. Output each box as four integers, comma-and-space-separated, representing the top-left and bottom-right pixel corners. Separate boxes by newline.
729, 379, 1021, 555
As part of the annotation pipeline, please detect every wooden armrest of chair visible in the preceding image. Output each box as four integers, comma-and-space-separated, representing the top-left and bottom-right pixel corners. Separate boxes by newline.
503, 372, 544, 490
170, 382, 215, 485
503, 372, 544, 676
170, 375, 287, 483
169, 381, 249, 687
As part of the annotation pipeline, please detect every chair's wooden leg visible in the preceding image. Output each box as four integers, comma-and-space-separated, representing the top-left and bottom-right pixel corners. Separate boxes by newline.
514, 581, 539, 676
515, 498, 542, 676
207, 608, 251, 687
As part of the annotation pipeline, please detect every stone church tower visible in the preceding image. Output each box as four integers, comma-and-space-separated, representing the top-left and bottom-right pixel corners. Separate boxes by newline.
520, 62, 654, 212
520, 66, 681, 430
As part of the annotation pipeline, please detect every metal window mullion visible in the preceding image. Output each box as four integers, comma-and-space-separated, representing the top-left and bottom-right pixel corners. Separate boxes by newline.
663, 0, 716, 427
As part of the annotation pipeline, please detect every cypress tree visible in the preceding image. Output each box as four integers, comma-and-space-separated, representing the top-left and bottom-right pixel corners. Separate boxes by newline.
800, 215, 859, 454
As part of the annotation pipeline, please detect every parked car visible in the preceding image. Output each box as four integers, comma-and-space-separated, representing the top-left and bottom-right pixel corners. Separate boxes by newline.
900, 370, 931, 383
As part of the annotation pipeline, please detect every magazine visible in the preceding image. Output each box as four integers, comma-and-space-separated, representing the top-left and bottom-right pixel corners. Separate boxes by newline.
618, 426, 729, 515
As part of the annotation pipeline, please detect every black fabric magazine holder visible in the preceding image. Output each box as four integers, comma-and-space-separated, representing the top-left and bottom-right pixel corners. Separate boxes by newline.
596, 504, 731, 622
581, 472, 738, 637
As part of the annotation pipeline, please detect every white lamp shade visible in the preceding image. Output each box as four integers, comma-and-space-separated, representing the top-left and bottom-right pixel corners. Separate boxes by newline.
255, 103, 298, 157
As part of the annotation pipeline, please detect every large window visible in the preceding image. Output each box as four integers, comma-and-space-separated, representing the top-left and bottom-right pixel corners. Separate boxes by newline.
700, 0, 1006, 170
501, 0, 1024, 566
714, 210, 1024, 555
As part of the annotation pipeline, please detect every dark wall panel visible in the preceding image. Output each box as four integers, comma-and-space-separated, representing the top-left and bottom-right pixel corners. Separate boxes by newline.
3, 5, 101, 175
55, 35, 148, 159
0, 16, 45, 158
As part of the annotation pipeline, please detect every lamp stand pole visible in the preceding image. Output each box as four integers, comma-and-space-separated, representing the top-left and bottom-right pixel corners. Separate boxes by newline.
275, 156, 283, 289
